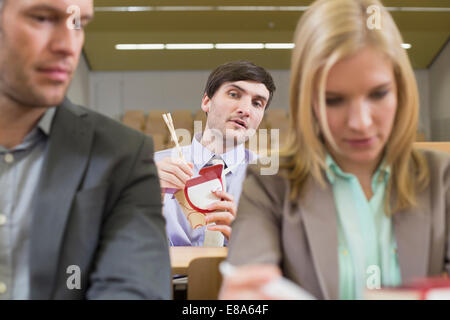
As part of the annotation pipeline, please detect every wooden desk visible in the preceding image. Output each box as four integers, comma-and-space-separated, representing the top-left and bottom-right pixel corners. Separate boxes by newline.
170, 246, 228, 275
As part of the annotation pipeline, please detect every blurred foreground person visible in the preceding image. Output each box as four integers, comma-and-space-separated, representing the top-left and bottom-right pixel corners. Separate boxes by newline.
0, 0, 170, 299
221, 0, 449, 300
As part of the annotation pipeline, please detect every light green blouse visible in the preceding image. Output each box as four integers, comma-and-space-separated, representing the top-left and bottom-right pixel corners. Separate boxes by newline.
325, 155, 402, 299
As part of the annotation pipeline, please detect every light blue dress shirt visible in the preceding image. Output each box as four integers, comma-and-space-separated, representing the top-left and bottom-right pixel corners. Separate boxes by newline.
0, 107, 55, 300
155, 134, 257, 246
325, 154, 402, 300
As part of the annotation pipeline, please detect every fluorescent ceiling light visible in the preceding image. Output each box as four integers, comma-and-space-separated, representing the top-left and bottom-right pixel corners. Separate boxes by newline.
96, 6, 153, 12
116, 44, 164, 50
96, 6, 450, 12
265, 43, 295, 49
166, 43, 214, 50
216, 6, 309, 11
116, 43, 410, 51
215, 43, 264, 49
125, 6, 153, 12
96, 6, 307, 12
155, 6, 215, 11
387, 7, 450, 12
402, 43, 412, 49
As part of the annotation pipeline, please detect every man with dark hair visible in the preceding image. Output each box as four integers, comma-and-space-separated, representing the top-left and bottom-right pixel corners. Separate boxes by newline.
155, 60, 276, 246
204, 60, 275, 108
0, 0, 171, 299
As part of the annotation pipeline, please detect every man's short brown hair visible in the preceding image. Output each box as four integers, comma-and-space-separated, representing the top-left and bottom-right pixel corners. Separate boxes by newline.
204, 60, 276, 108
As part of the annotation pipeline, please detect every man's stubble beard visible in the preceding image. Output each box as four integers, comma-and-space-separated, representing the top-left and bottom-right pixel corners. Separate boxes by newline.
0, 67, 70, 109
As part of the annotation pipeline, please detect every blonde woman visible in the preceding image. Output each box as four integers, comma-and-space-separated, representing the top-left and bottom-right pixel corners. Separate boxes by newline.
220, 0, 450, 300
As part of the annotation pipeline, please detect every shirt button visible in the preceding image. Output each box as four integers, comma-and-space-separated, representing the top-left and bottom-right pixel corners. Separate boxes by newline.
0, 282, 7, 294
342, 249, 349, 256
0, 214, 6, 226
4, 153, 14, 164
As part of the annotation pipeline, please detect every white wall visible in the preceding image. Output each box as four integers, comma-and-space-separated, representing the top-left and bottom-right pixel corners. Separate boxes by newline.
429, 40, 450, 141
67, 53, 90, 107
88, 68, 432, 136
415, 69, 431, 139
89, 69, 291, 121
68, 54, 436, 140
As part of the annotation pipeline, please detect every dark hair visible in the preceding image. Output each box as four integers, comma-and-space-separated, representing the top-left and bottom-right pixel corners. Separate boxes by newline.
204, 60, 276, 108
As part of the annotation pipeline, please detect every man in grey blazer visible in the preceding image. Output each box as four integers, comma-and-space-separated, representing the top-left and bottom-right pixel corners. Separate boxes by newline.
0, 0, 171, 299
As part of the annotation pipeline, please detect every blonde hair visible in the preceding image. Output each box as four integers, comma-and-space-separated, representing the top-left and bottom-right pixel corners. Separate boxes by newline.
281, 0, 428, 213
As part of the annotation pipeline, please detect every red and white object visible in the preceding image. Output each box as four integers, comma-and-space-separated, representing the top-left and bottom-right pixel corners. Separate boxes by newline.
365, 277, 450, 300
184, 164, 224, 214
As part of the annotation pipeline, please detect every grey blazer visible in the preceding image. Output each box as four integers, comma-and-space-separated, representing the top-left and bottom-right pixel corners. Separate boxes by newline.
228, 149, 450, 299
28, 98, 171, 299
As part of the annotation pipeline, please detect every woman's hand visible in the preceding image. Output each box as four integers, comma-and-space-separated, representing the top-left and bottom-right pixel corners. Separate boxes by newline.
219, 264, 282, 300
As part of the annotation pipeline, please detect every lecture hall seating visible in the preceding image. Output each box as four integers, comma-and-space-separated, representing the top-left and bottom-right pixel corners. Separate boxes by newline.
121, 109, 440, 153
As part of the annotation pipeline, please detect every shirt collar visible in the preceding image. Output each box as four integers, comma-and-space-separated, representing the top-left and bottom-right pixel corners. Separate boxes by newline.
0, 107, 56, 153
325, 153, 390, 185
190, 132, 246, 174
38, 107, 56, 136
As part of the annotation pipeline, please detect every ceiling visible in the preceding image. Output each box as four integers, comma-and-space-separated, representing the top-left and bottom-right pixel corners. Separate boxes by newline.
84, 0, 450, 71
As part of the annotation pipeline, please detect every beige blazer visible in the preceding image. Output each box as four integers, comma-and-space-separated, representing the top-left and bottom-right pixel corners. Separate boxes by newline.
227, 149, 450, 299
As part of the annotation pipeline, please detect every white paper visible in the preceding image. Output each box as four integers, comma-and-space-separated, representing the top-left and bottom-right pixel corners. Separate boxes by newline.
219, 261, 316, 300
203, 229, 225, 247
